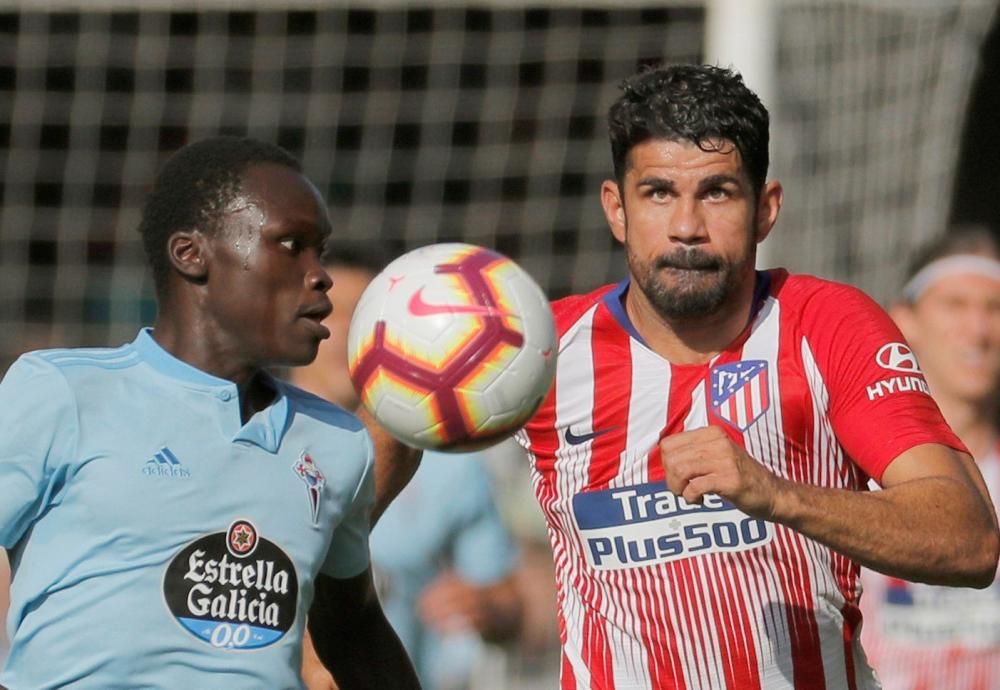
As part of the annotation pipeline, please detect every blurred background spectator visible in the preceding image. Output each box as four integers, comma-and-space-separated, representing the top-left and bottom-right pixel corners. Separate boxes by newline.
860, 226, 1000, 688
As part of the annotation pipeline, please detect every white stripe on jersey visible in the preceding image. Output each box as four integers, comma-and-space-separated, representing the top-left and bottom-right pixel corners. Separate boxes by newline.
617, 339, 670, 488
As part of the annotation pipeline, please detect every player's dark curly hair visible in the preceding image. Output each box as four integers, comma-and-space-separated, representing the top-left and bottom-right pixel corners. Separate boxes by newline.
608, 64, 770, 196
138, 136, 301, 296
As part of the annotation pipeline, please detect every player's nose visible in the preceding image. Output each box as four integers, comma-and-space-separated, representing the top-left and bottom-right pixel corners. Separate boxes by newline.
305, 254, 333, 292
667, 197, 708, 244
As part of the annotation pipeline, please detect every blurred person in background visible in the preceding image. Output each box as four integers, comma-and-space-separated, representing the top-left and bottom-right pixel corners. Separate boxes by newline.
861, 226, 1000, 688
295, 240, 526, 690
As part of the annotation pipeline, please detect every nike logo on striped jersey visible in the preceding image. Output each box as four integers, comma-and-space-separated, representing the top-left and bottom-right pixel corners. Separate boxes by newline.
564, 426, 616, 445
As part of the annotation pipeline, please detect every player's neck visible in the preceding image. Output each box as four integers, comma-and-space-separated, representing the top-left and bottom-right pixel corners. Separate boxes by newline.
626, 281, 756, 365
150, 320, 276, 424
152, 318, 257, 384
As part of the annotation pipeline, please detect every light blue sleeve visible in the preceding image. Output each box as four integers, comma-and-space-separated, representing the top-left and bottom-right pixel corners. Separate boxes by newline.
450, 457, 519, 584
319, 431, 375, 579
0, 355, 78, 549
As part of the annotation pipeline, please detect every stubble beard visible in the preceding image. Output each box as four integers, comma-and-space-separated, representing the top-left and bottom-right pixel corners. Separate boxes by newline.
627, 244, 749, 321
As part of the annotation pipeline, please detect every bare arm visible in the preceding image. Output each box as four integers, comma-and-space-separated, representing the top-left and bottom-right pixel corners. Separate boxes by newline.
417, 571, 523, 644
355, 406, 422, 525
308, 569, 420, 690
661, 427, 1000, 587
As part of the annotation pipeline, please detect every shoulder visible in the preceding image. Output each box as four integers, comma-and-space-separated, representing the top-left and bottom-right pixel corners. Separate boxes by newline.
770, 269, 877, 307
26, 343, 138, 371
278, 382, 367, 434
5, 344, 138, 390
552, 284, 618, 335
768, 270, 888, 326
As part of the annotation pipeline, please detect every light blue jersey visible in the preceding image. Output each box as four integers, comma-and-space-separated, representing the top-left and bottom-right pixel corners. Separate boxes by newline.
371, 451, 517, 689
0, 329, 374, 689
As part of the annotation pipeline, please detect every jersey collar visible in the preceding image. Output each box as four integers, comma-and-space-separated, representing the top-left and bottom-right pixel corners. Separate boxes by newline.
131, 328, 290, 453
602, 271, 773, 350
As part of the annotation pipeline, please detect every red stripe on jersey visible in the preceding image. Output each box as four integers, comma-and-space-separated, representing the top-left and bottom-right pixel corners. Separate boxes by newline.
701, 349, 765, 689
670, 559, 704, 684
640, 566, 688, 689
841, 600, 862, 690
773, 528, 827, 689
560, 649, 576, 690
713, 554, 763, 690
583, 611, 614, 689
588, 301, 631, 489
651, 364, 707, 483
774, 323, 833, 687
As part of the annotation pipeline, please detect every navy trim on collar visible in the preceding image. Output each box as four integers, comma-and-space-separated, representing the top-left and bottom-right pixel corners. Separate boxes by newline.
601, 278, 647, 347
599, 271, 772, 348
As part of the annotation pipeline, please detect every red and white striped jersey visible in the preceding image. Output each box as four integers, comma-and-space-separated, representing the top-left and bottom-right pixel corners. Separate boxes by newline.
515, 270, 965, 690
860, 441, 999, 690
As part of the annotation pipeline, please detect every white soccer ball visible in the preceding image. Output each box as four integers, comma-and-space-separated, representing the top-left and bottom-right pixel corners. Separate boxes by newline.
347, 243, 557, 451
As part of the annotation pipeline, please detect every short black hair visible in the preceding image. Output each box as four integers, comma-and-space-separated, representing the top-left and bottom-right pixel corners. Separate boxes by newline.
138, 136, 301, 295
608, 64, 770, 195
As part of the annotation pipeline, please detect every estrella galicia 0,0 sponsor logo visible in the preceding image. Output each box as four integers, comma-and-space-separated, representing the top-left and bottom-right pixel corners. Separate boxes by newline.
163, 520, 298, 650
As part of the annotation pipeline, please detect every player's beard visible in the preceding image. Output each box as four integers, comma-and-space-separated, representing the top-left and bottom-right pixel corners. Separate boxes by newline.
627, 242, 749, 321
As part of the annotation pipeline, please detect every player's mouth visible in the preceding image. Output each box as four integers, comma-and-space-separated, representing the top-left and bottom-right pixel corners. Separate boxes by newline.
656, 251, 722, 273
297, 301, 332, 339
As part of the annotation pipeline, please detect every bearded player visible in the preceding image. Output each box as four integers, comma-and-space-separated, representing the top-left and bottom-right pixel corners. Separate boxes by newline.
504, 64, 998, 689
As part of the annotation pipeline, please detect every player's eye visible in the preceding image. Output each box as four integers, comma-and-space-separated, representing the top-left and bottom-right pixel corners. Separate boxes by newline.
279, 238, 300, 252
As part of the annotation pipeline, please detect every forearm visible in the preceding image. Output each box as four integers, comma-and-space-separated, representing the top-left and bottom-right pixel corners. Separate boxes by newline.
310, 571, 421, 690
663, 431, 999, 588
769, 473, 998, 587
309, 597, 420, 690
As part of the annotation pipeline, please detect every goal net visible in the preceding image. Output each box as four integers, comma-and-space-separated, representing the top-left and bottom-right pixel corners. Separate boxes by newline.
0, 3, 704, 366
0, 0, 995, 367
768, 0, 998, 302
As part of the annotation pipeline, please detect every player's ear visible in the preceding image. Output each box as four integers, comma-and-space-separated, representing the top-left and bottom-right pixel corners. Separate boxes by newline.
754, 180, 783, 244
602, 179, 627, 243
167, 229, 210, 282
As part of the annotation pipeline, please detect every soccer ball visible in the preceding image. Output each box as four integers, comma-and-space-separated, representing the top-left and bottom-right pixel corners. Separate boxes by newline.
347, 243, 557, 451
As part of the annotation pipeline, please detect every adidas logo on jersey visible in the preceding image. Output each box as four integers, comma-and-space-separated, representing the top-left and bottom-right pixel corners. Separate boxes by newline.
143, 446, 192, 478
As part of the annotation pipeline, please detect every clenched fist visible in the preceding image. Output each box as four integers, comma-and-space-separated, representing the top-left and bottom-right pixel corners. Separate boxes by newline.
659, 425, 780, 520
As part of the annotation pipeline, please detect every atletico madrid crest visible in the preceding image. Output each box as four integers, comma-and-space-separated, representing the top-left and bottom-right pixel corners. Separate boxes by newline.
710, 360, 770, 431
292, 451, 326, 526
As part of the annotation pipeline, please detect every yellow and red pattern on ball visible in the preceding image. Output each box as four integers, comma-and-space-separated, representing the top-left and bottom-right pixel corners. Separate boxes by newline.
357, 366, 453, 447
451, 338, 521, 437
349, 245, 527, 446
479, 259, 524, 333
380, 273, 482, 371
